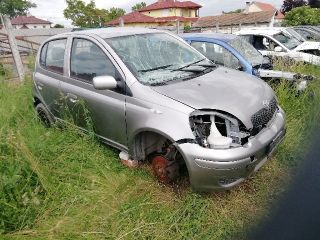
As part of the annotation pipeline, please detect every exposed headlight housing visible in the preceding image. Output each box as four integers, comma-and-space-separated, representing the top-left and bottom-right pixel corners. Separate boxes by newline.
189, 110, 250, 149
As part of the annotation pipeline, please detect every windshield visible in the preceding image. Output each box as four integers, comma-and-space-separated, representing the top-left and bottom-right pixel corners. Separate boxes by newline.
105, 33, 213, 86
273, 32, 301, 50
229, 37, 263, 67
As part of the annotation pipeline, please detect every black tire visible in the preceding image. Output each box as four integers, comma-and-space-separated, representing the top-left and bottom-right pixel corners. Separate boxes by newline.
35, 103, 54, 127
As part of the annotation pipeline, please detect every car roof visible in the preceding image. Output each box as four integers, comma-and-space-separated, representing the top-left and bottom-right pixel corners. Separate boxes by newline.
236, 27, 283, 36
181, 33, 237, 42
49, 27, 164, 39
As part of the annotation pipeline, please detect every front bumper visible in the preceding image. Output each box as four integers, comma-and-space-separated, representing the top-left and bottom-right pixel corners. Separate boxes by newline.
176, 109, 286, 192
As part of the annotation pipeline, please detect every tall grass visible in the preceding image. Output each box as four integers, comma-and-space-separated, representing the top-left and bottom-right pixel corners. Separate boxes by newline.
0, 63, 319, 239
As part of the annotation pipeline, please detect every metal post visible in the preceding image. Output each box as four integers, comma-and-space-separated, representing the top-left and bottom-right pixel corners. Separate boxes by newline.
176, 20, 180, 34
119, 17, 124, 27
1, 15, 25, 81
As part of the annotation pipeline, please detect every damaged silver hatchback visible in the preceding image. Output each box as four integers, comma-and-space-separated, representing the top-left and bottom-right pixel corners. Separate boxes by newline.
33, 28, 286, 191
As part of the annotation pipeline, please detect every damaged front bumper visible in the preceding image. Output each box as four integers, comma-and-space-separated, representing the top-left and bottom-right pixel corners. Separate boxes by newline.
176, 108, 286, 192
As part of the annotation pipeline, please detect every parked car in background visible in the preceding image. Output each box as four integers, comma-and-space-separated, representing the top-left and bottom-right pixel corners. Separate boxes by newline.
182, 33, 310, 91
236, 28, 320, 66
289, 27, 320, 42
33, 28, 286, 192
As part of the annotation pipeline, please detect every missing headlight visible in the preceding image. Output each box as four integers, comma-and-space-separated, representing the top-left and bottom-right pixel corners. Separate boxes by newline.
189, 111, 250, 149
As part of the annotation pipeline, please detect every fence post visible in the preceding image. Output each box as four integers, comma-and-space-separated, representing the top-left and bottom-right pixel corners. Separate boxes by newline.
119, 17, 124, 27
1, 15, 25, 81
176, 20, 180, 34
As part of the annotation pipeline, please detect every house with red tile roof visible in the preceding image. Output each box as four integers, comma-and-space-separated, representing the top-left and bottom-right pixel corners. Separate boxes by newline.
106, 0, 201, 28
0, 15, 52, 30
247, 1, 284, 21
194, 1, 284, 33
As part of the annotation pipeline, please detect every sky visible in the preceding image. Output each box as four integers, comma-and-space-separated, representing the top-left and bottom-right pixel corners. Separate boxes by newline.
29, 0, 284, 27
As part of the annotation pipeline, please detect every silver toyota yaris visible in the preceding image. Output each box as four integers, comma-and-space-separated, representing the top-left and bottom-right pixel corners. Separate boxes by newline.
33, 28, 286, 192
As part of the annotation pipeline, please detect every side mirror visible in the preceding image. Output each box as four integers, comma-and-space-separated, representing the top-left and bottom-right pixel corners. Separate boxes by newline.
93, 76, 117, 90
274, 46, 283, 52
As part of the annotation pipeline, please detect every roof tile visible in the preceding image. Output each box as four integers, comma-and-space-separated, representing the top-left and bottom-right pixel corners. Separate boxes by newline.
10, 16, 51, 25
138, 0, 201, 12
194, 11, 276, 28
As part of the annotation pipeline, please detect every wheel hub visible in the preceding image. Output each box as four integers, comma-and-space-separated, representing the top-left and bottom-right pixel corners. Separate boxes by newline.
151, 155, 179, 184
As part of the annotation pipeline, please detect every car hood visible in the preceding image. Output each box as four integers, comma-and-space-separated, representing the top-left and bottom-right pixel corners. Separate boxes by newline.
151, 67, 275, 129
295, 41, 320, 51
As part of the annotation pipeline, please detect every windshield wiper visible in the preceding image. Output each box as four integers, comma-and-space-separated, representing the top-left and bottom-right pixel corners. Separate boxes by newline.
171, 59, 215, 72
138, 64, 172, 73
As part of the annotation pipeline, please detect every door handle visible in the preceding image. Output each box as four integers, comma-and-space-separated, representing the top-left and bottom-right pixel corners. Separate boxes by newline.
36, 82, 44, 90
66, 93, 78, 103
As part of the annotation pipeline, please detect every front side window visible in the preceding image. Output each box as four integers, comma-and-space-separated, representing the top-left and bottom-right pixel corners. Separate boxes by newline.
40, 39, 67, 74
191, 41, 242, 70
70, 38, 116, 82
105, 33, 213, 86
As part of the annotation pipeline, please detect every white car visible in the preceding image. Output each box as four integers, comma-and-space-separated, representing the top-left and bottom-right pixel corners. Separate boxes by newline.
236, 28, 320, 66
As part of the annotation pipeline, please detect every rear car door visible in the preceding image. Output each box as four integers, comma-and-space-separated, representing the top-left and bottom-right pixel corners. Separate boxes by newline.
60, 36, 127, 149
34, 38, 67, 118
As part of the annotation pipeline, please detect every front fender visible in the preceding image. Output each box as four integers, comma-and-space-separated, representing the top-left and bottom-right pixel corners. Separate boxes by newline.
126, 95, 195, 152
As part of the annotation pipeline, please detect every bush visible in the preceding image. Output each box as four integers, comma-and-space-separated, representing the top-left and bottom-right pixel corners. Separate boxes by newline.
283, 6, 320, 26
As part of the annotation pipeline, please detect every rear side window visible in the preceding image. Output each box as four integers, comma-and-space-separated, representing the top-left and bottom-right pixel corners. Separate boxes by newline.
40, 39, 67, 74
70, 38, 116, 82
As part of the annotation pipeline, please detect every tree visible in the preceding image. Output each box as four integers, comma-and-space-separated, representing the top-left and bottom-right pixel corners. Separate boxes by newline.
132, 2, 147, 11
0, 0, 36, 18
223, 9, 243, 14
108, 7, 126, 21
281, 0, 308, 14
64, 0, 109, 28
64, 0, 125, 28
283, 6, 320, 26
309, 0, 320, 8
53, 23, 64, 28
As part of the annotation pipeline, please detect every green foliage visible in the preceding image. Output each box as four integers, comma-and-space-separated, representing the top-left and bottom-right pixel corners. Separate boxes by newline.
280, 0, 308, 14
183, 25, 192, 32
132, 2, 147, 11
283, 6, 320, 26
63, 0, 125, 28
0, 0, 36, 18
108, 7, 126, 21
53, 23, 64, 28
223, 9, 243, 14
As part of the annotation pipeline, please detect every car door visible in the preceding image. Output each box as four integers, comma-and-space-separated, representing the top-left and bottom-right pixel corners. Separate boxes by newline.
60, 36, 127, 149
34, 38, 67, 118
255, 35, 287, 58
190, 41, 244, 71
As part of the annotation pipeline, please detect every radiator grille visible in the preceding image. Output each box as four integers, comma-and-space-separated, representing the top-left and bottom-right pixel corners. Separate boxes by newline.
251, 98, 278, 134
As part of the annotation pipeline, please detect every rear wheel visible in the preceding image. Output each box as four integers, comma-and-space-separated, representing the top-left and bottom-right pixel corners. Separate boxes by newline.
35, 103, 54, 127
